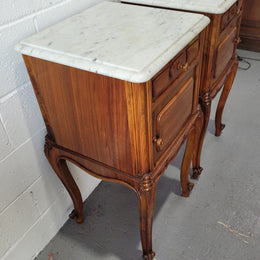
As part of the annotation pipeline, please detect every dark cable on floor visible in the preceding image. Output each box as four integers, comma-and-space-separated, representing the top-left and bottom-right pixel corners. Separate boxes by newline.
238, 55, 251, 70
238, 56, 260, 62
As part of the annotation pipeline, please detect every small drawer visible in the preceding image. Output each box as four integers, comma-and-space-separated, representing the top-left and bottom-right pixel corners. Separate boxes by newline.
187, 38, 200, 64
237, 0, 243, 16
152, 51, 186, 99
221, 3, 239, 31
169, 51, 187, 81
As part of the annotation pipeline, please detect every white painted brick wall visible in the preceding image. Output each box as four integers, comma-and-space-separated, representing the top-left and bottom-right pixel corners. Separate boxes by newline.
0, 0, 108, 259
0, 121, 12, 160
0, 188, 41, 257
0, 0, 64, 26
0, 129, 47, 213
35, 0, 105, 30
0, 18, 36, 97
0, 83, 45, 155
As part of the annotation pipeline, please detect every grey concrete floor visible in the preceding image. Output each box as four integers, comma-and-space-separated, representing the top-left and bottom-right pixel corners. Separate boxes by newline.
36, 50, 260, 260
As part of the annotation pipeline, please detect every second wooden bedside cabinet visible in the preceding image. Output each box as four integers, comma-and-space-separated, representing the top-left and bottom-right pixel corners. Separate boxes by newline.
123, 0, 244, 179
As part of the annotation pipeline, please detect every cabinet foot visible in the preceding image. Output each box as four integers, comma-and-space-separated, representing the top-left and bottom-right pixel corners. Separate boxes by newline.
69, 209, 84, 223
192, 166, 203, 179
142, 251, 155, 260
215, 123, 226, 137
182, 182, 194, 197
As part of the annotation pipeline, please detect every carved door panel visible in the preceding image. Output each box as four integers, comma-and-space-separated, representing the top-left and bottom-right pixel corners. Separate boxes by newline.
214, 26, 237, 79
153, 76, 195, 162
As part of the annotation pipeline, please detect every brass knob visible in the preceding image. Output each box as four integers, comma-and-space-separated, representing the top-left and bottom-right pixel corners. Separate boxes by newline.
177, 62, 189, 71
236, 8, 242, 16
153, 137, 164, 152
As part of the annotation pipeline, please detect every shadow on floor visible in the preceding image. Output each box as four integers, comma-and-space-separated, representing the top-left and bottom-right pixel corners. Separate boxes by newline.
37, 171, 183, 260
170, 117, 217, 172
37, 117, 221, 260
207, 118, 216, 136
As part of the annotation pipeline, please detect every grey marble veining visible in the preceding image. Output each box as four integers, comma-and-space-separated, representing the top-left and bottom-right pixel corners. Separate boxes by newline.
15, 2, 209, 83
122, 0, 238, 14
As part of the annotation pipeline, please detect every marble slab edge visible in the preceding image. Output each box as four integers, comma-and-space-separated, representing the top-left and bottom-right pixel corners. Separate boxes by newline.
15, 13, 210, 83
122, 0, 238, 14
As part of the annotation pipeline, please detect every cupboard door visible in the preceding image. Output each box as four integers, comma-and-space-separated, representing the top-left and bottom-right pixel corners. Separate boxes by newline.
214, 26, 237, 79
153, 77, 194, 161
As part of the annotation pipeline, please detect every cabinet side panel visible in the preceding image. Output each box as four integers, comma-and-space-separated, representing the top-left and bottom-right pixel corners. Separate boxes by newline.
23, 56, 139, 175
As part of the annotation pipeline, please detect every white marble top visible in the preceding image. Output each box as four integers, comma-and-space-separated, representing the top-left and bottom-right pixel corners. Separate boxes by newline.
15, 2, 209, 83
123, 0, 238, 14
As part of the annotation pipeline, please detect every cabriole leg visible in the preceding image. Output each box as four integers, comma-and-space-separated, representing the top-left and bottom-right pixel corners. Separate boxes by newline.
192, 106, 204, 179
192, 92, 211, 180
215, 60, 238, 136
181, 127, 196, 197
137, 176, 157, 260
44, 135, 84, 223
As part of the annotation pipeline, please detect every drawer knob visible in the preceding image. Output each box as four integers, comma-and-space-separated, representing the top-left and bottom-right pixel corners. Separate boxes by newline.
177, 62, 189, 72
233, 37, 241, 44
236, 8, 242, 16
153, 137, 164, 152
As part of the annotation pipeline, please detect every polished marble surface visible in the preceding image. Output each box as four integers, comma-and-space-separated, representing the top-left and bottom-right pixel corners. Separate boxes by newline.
15, 2, 209, 83
122, 0, 238, 14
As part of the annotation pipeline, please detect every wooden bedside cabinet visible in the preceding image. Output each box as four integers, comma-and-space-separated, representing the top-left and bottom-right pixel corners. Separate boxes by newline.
123, 0, 244, 179
15, 2, 209, 259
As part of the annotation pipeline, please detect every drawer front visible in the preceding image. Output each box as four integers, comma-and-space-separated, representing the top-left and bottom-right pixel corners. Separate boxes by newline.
214, 26, 237, 79
153, 77, 194, 160
220, 3, 239, 31
187, 38, 200, 64
152, 51, 186, 99
237, 0, 243, 15
152, 37, 200, 100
